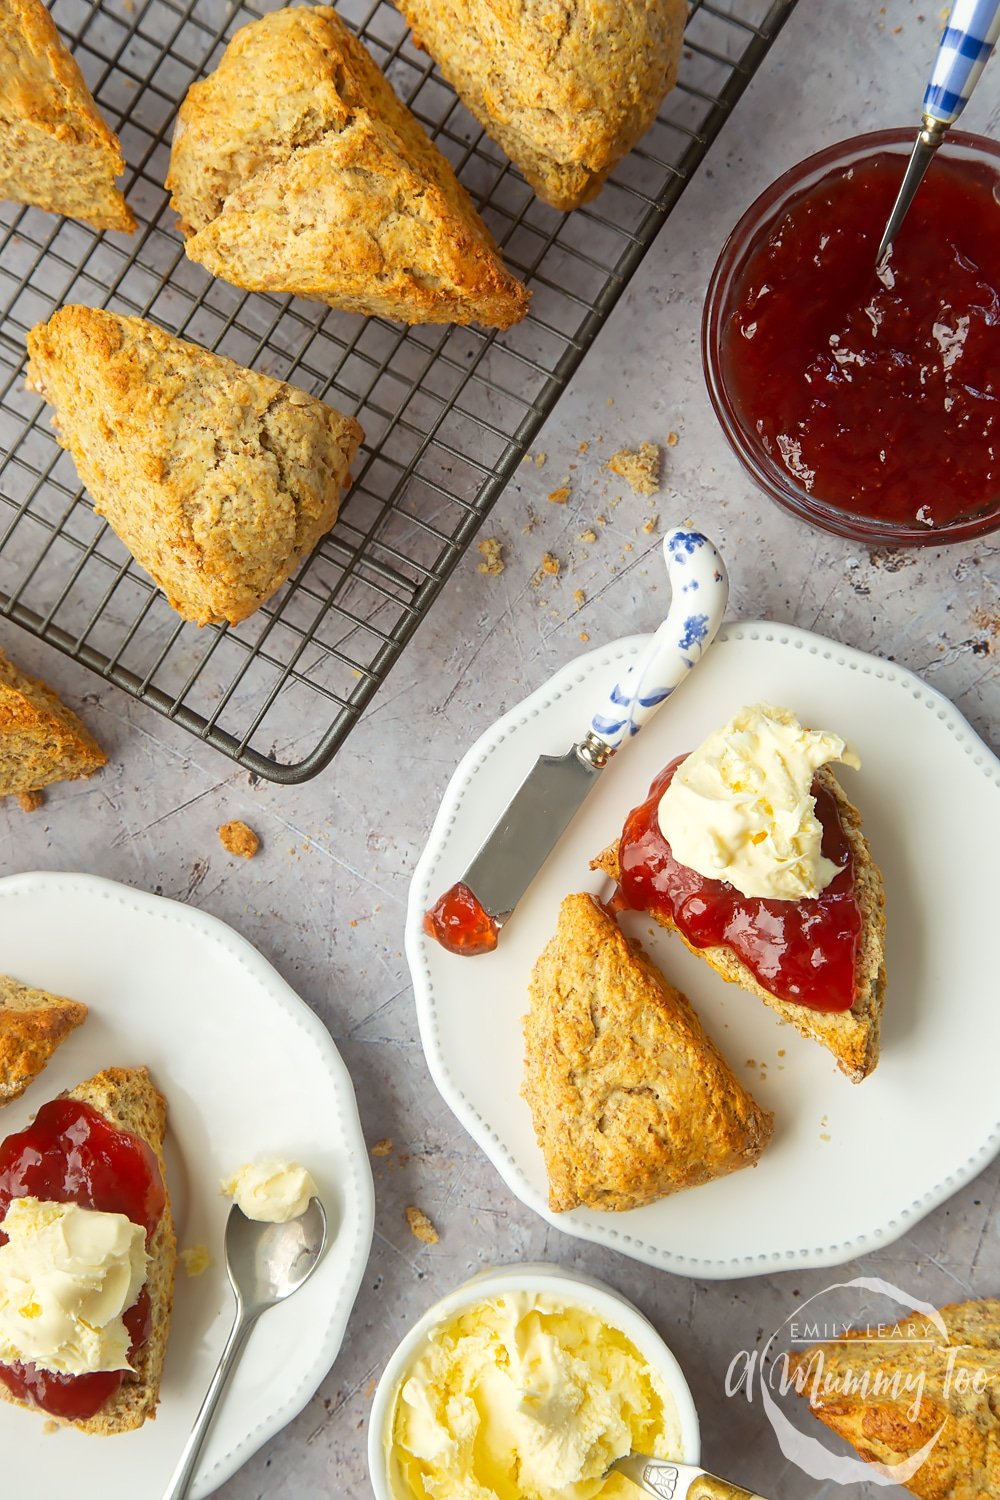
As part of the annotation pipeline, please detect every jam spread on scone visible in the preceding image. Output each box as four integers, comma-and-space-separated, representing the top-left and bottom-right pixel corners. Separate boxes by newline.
424, 881, 500, 956
617, 756, 861, 1012
0, 1099, 165, 1420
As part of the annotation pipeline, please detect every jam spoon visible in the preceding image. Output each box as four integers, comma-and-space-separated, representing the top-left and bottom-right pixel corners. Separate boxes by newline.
162, 1197, 328, 1500
876, 0, 1000, 269
607, 1455, 768, 1500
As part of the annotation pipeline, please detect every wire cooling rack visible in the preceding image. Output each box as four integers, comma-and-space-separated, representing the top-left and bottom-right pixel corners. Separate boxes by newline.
0, 0, 798, 782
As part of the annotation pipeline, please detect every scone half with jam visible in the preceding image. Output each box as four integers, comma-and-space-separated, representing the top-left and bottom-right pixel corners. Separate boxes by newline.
592, 705, 887, 1083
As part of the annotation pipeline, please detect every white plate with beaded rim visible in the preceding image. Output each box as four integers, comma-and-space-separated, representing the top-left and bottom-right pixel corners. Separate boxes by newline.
0, 872, 374, 1498
405, 621, 1000, 1279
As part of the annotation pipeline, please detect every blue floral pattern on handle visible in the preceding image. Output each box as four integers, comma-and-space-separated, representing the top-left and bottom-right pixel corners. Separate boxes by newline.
587, 528, 729, 751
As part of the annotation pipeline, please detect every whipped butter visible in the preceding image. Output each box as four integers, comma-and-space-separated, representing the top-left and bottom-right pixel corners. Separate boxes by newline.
658, 704, 860, 900
388, 1292, 679, 1500
0, 1197, 148, 1376
221, 1160, 317, 1223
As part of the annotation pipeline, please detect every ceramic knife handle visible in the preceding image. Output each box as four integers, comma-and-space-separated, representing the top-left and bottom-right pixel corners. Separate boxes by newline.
586, 528, 729, 754
923, 0, 1000, 125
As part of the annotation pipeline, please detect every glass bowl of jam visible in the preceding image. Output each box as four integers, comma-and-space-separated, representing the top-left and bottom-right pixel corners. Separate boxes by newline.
703, 129, 1000, 545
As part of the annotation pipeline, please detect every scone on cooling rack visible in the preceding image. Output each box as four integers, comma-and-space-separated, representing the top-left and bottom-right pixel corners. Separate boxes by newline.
394, 0, 688, 211
523, 893, 773, 1213
0, 645, 106, 808
165, 5, 529, 329
25, 306, 364, 627
0, 0, 134, 232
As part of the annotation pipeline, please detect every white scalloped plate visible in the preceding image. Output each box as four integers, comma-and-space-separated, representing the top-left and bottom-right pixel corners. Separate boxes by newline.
406, 622, 1000, 1278
0, 872, 374, 1497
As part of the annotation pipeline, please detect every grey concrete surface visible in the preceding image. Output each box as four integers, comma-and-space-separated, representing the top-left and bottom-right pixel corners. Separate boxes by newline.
3, 1, 999, 1496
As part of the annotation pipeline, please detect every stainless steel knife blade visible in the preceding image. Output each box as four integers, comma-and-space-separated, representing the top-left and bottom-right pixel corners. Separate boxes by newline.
461, 746, 601, 923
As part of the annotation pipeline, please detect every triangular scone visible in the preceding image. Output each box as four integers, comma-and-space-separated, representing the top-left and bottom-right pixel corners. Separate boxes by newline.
0, 646, 106, 802
787, 1299, 1000, 1500
395, 0, 688, 211
25, 306, 364, 626
592, 768, 887, 1084
0, 1067, 175, 1431
0, 0, 134, 231
0, 974, 87, 1104
522, 893, 773, 1213
165, 6, 529, 329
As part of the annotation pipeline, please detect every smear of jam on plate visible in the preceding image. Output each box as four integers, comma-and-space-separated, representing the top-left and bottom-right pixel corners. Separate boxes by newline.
616, 756, 861, 1012
424, 882, 500, 956
0, 1098, 165, 1421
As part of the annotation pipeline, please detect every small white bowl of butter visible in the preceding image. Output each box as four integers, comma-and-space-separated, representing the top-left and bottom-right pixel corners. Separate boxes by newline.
369, 1261, 700, 1500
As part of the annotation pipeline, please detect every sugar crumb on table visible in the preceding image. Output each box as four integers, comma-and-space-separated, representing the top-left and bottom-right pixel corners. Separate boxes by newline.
607, 441, 662, 495
219, 820, 260, 858
406, 1205, 439, 1244
477, 537, 505, 576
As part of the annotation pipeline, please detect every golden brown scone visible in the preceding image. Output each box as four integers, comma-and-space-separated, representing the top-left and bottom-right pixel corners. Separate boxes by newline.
25, 307, 363, 627
592, 768, 887, 1083
0, 0, 134, 231
523, 893, 773, 1213
0, 974, 87, 1105
166, 6, 528, 329
395, 0, 688, 210
787, 1299, 1000, 1500
0, 646, 106, 799
0, 1067, 176, 1433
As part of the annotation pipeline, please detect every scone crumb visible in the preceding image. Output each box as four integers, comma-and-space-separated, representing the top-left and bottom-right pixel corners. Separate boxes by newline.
219, 820, 260, 858
579, 631, 590, 642
370, 1138, 393, 1157
42, 1419, 59, 1434
642, 515, 659, 535
573, 589, 586, 607
17, 789, 44, 812
181, 1244, 214, 1277
538, 553, 561, 577
406, 1205, 439, 1244
667, 431, 679, 447
578, 529, 598, 544
477, 537, 505, 576
578, 441, 589, 453
547, 486, 571, 504
534, 452, 547, 468
607, 442, 662, 496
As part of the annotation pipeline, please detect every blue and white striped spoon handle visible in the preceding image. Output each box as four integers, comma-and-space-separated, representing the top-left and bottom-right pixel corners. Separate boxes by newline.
588, 527, 729, 754
924, 0, 1000, 125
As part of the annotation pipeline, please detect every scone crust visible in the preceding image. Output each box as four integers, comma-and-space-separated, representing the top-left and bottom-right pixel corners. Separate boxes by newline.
0, 0, 134, 230
523, 892, 773, 1213
25, 306, 364, 626
166, 6, 528, 328
0, 646, 106, 798
396, 0, 688, 210
592, 768, 887, 1083
0, 1066, 176, 1434
0, 974, 88, 1105
787, 1298, 1000, 1500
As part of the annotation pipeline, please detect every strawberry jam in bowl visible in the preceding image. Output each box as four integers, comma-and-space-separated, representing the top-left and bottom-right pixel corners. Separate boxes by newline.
703, 130, 1000, 545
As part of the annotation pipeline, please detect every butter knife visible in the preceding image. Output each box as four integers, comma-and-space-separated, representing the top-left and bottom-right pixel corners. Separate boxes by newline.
423, 527, 729, 955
